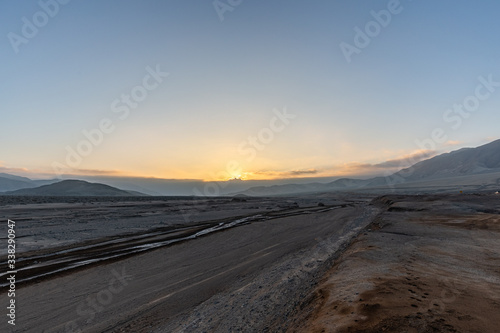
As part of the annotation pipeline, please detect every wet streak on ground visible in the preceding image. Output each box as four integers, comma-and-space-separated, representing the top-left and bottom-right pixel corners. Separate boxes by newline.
0, 205, 341, 287
0, 203, 371, 333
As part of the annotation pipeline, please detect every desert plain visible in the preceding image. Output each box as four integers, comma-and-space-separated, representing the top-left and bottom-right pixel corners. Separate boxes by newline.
0, 193, 499, 332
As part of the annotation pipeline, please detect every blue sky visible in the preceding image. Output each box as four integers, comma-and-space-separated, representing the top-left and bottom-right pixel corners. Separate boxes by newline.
1, 0, 500, 181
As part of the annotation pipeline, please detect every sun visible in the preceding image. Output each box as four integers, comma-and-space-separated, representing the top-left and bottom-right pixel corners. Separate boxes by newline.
228, 174, 243, 181
227, 172, 251, 181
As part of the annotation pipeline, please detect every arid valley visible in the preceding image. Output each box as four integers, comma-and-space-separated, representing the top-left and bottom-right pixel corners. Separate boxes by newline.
1, 192, 499, 332
3, 1, 500, 332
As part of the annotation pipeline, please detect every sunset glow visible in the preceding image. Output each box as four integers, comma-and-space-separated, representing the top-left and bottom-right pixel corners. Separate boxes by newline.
2, 1, 500, 186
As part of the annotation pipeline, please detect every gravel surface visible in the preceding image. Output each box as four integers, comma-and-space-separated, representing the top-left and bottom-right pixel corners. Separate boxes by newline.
289, 194, 500, 332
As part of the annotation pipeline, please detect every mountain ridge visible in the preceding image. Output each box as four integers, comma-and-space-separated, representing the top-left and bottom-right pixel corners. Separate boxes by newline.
0, 174, 59, 192
235, 139, 500, 196
3, 180, 146, 197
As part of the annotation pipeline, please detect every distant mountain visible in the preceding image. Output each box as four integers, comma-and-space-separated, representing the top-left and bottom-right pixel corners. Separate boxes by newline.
235, 139, 500, 196
392, 139, 500, 182
0, 173, 60, 192
3, 180, 146, 197
0, 173, 33, 182
238, 183, 326, 196
0, 176, 33, 191
32, 179, 60, 187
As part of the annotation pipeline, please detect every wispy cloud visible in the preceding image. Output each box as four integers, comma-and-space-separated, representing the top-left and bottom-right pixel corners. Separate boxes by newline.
323, 149, 437, 177
1, 149, 438, 181
288, 169, 319, 176
0, 165, 30, 174
372, 150, 436, 168
252, 169, 319, 178
248, 150, 437, 180
65, 169, 124, 176
0, 164, 127, 180
485, 136, 499, 143
444, 140, 463, 146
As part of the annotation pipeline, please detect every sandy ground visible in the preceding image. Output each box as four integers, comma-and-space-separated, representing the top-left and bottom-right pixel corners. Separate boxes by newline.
289, 194, 500, 332
0, 196, 375, 333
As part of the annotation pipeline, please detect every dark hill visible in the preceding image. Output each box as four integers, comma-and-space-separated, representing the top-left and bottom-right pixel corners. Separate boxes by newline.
4, 180, 145, 197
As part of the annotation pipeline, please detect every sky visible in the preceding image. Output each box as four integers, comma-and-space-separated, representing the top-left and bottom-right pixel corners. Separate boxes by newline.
1, 0, 500, 183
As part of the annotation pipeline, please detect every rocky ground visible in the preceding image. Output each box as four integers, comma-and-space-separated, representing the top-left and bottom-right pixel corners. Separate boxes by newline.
0, 195, 370, 332
1, 194, 498, 332
0, 196, 344, 255
288, 194, 500, 332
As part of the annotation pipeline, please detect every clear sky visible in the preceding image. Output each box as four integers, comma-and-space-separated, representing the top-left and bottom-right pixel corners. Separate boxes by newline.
2, 0, 500, 181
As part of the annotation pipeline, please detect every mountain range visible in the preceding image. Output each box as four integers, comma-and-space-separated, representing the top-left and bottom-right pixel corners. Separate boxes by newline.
391, 139, 500, 181
1, 139, 499, 196
234, 139, 500, 196
0, 173, 59, 191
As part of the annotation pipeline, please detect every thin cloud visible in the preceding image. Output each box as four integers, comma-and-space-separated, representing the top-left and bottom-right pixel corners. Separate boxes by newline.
373, 150, 436, 168
0, 150, 436, 182
68, 169, 124, 176
289, 169, 319, 176
0, 166, 125, 179
252, 150, 437, 180
0, 166, 30, 174
325, 150, 437, 176
253, 169, 319, 178
444, 140, 463, 146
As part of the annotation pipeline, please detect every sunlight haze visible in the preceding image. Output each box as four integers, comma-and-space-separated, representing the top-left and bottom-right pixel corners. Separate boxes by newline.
2, 0, 500, 182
